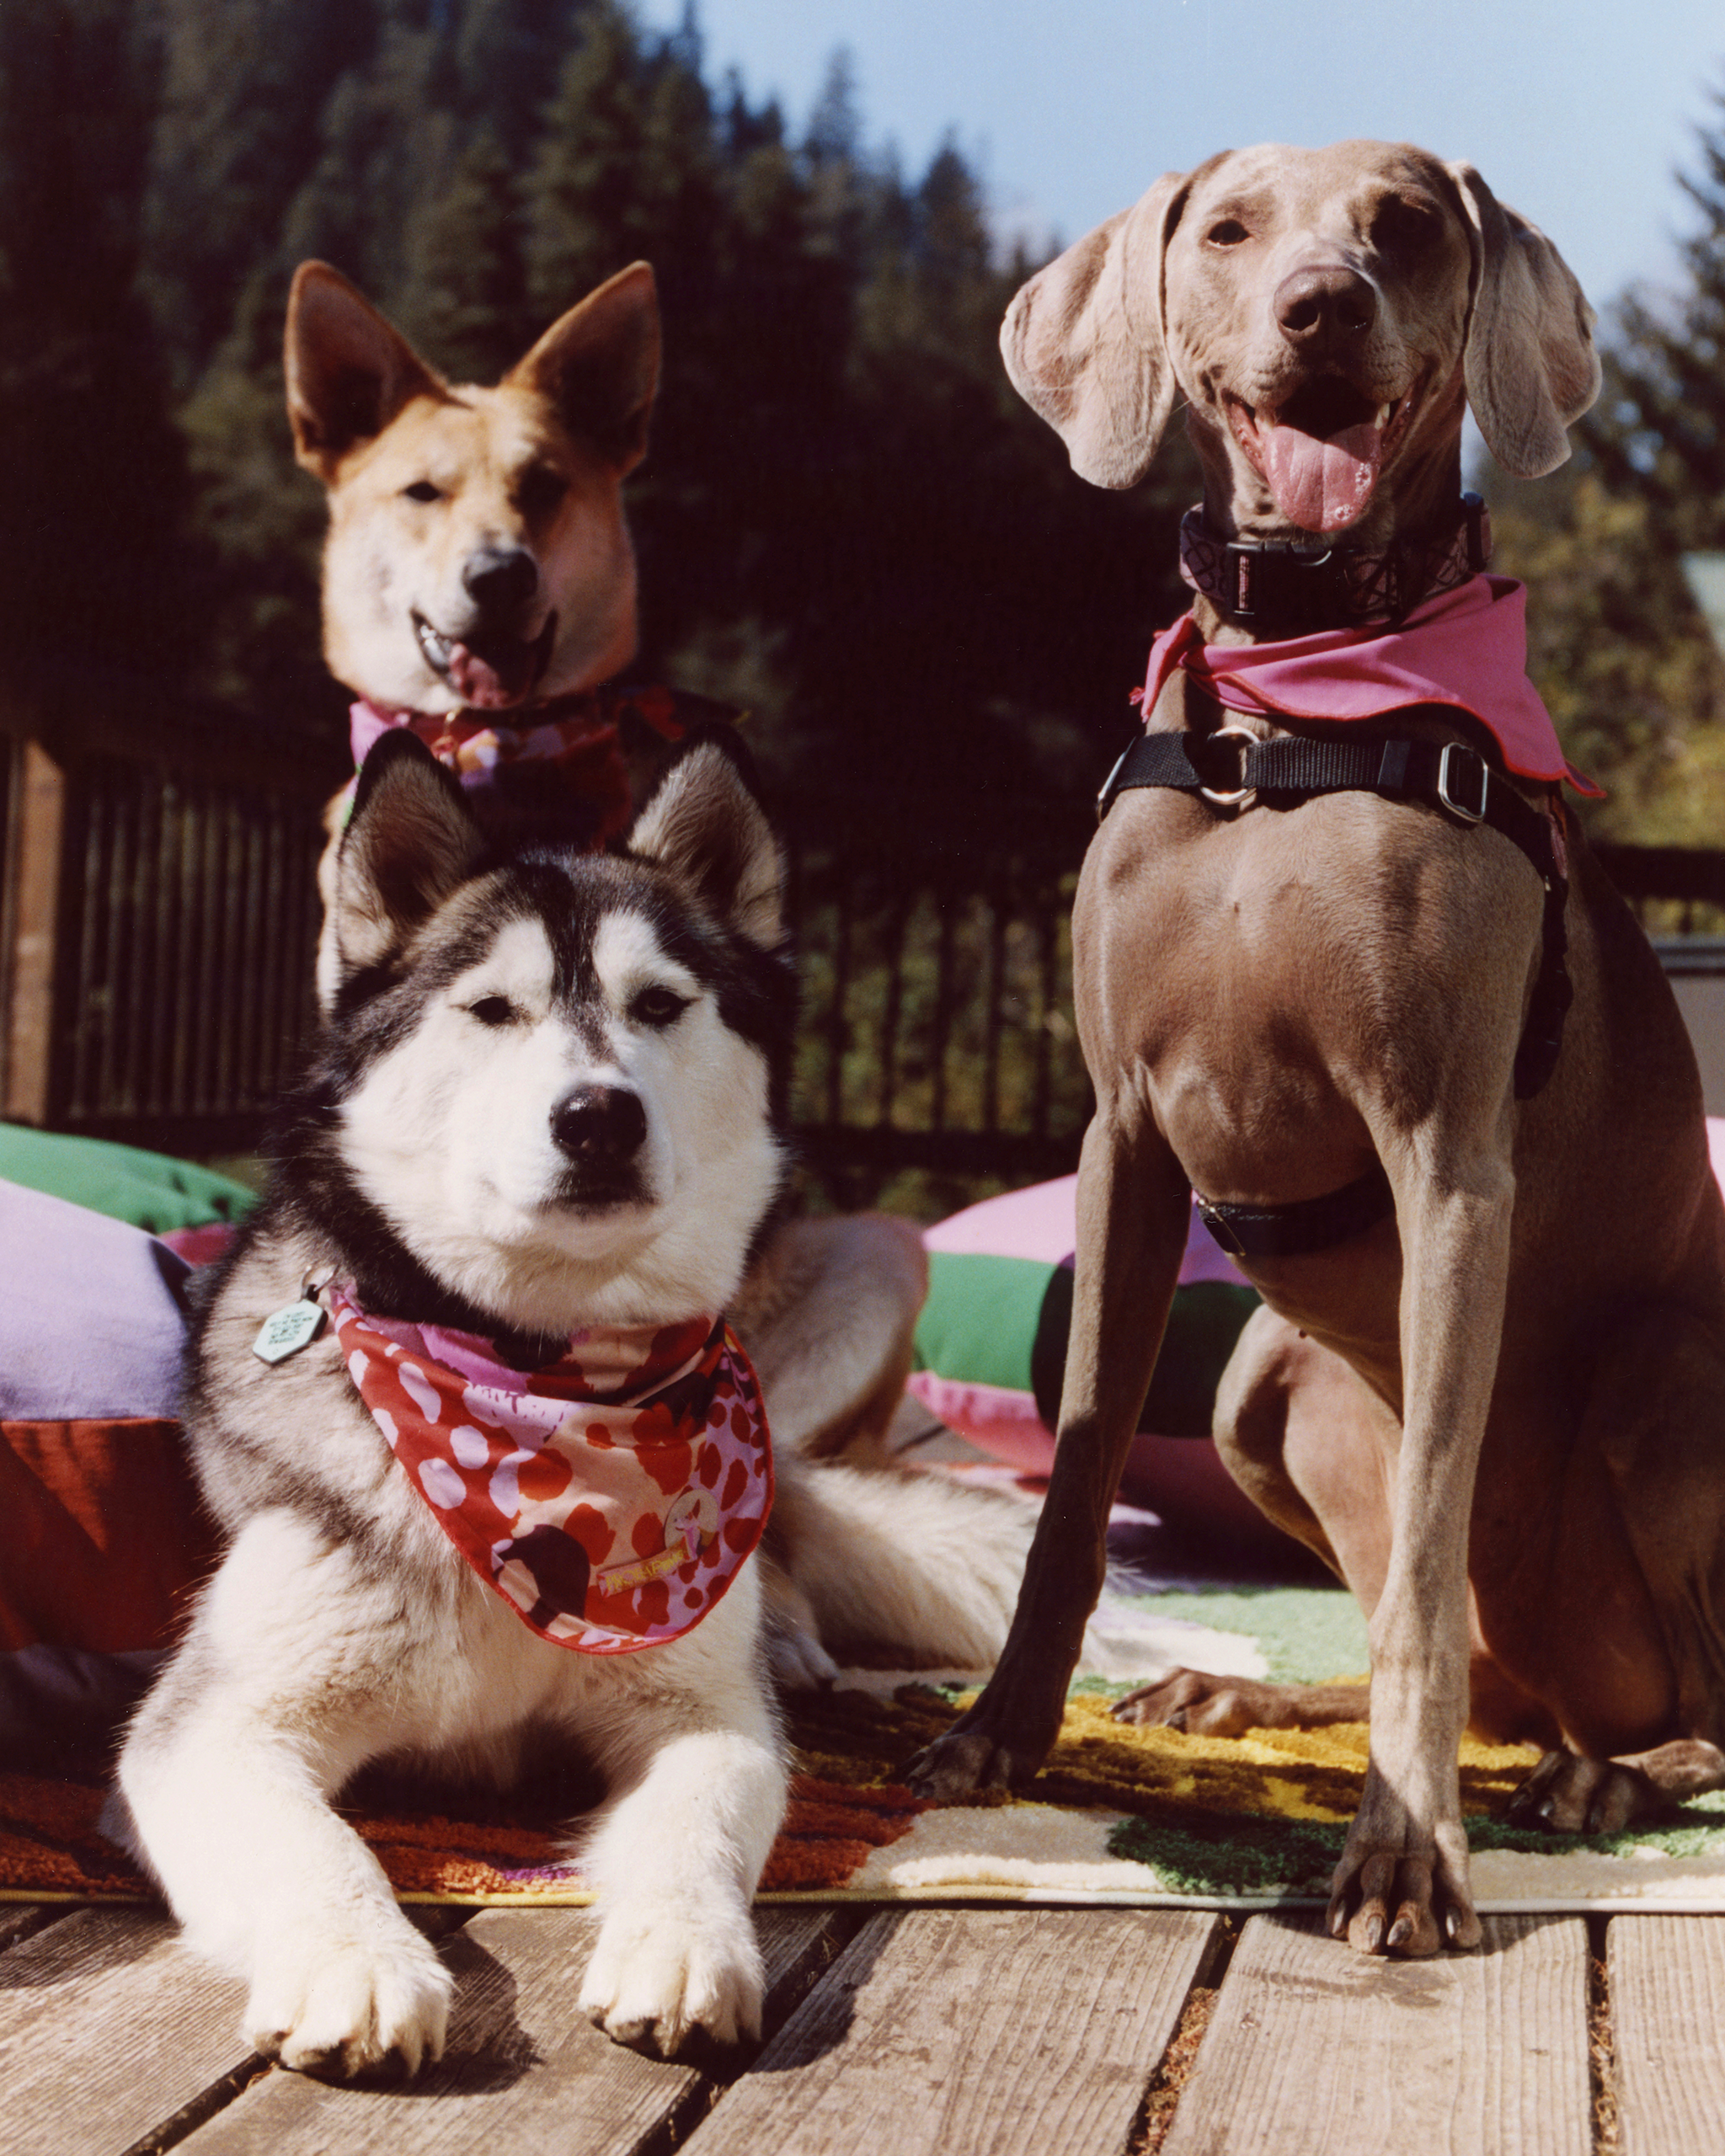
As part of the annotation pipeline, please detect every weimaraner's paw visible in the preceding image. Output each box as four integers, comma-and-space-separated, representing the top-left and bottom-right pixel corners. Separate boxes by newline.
1326, 1823, 1479, 1958
1504, 1751, 1639, 1834
902, 1726, 1030, 1801
1112, 1668, 1295, 1738
903, 1662, 1068, 1800
1505, 1740, 1725, 1834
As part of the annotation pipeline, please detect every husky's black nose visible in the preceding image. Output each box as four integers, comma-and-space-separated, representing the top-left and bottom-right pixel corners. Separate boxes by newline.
463, 546, 538, 614
550, 1086, 647, 1165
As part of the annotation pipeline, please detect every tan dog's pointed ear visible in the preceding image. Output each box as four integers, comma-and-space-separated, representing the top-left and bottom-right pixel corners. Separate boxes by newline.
1001, 171, 1192, 488
286, 262, 446, 483
508, 261, 660, 475
1445, 165, 1600, 478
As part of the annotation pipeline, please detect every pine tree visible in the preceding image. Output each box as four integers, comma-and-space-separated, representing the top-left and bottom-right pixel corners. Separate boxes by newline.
0, 0, 193, 688
452, 0, 577, 159
398, 125, 534, 381
141, 0, 380, 387
279, 13, 454, 307
1583, 80, 1725, 550
1488, 82, 1725, 839
522, 1, 654, 318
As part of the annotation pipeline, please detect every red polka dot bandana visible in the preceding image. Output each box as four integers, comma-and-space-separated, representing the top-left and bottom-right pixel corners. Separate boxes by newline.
327, 1290, 772, 1654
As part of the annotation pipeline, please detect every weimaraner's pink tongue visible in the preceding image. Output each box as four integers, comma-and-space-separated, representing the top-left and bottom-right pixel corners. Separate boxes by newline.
1261, 420, 1384, 534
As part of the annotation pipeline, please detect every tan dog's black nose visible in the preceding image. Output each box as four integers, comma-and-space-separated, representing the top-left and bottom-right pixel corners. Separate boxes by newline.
462, 546, 538, 613
1274, 265, 1377, 351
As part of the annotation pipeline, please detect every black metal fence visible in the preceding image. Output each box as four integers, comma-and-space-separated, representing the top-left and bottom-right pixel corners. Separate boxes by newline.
5, 728, 1723, 1192
783, 834, 1088, 1200
54, 755, 324, 1146
2, 738, 1093, 1188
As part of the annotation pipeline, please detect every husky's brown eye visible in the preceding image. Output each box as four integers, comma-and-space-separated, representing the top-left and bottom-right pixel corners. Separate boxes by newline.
403, 479, 442, 504
631, 986, 689, 1029
518, 463, 569, 519
467, 995, 517, 1027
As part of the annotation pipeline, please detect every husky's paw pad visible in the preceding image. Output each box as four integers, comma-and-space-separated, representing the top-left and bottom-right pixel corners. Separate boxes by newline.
579, 1911, 763, 2057
246, 1929, 454, 2080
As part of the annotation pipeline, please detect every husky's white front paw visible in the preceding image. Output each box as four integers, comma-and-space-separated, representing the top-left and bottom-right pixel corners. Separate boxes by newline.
579, 1903, 764, 2056
245, 1921, 454, 2079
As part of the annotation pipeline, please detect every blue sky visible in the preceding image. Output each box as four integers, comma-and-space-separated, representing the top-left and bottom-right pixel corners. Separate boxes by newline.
649, 0, 1725, 321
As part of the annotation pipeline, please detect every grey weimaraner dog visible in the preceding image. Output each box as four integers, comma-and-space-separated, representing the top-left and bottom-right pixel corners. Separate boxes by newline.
908, 140, 1725, 1957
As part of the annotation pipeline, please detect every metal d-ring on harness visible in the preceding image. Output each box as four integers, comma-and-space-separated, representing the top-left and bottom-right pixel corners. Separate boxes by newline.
1096, 715, 1573, 1261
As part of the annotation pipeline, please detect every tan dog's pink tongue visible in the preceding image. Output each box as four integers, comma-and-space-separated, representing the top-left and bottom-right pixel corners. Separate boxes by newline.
1260, 422, 1384, 535
446, 642, 521, 709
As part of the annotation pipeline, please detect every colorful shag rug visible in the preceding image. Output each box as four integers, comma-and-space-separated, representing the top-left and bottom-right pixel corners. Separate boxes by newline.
8, 1588, 1725, 1913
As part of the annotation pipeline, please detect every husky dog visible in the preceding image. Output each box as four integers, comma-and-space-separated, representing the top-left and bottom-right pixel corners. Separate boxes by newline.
115, 731, 1028, 2077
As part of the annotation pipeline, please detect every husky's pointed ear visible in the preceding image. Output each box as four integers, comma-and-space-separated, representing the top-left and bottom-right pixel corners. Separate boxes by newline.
1445, 165, 1600, 478
628, 739, 783, 947
1001, 168, 1199, 488
507, 262, 660, 473
286, 261, 448, 483
332, 733, 489, 983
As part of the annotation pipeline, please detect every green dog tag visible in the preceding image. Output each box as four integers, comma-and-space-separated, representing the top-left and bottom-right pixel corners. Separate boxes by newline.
253, 1298, 328, 1364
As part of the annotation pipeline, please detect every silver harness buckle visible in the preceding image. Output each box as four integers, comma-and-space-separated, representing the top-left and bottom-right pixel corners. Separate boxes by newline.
1436, 741, 1488, 824
1197, 726, 1262, 811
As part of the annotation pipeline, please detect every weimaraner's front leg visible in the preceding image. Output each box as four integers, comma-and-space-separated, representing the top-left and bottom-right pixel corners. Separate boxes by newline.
905, 1111, 1189, 1797
1327, 1133, 1514, 1956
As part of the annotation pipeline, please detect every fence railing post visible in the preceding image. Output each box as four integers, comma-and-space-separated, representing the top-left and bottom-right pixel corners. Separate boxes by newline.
2, 738, 68, 1125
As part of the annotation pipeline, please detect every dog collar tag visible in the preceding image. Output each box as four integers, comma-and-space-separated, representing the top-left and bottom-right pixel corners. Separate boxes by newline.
252, 1299, 328, 1364
253, 1272, 335, 1364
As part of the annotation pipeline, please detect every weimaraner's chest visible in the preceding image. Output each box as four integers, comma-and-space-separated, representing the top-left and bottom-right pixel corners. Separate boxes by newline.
1076, 774, 1535, 1208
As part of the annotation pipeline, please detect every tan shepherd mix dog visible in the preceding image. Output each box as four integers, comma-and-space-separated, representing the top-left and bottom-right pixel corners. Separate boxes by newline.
283, 259, 964, 1674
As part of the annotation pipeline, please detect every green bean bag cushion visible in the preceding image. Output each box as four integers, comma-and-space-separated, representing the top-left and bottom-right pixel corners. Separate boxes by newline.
910, 1176, 1259, 1474
0, 1124, 255, 1238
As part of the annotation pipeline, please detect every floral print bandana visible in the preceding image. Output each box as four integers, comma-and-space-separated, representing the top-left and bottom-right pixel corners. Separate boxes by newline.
327, 1290, 772, 1654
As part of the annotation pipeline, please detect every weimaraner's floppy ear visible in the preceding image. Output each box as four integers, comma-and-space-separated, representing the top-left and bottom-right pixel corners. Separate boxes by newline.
1001, 169, 1194, 488
1445, 164, 1601, 478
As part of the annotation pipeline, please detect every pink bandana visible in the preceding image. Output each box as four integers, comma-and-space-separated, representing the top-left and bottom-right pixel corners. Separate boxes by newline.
327, 1292, 772, 1654
1139, 574, 1601, 797
344, 682, 692, 842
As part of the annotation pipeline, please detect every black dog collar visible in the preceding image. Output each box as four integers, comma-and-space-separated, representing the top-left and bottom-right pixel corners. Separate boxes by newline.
1179, 494, 1492, 636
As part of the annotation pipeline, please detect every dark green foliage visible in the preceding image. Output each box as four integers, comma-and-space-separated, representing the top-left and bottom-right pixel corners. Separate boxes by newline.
7, 0, 1194, 842
0, 0, 195, 681
1583, 81, 1725, 551
1491, 78, 1725, 838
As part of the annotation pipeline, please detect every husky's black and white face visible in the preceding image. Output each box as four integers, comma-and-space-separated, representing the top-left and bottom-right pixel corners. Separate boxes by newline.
291, 733, 793, 1334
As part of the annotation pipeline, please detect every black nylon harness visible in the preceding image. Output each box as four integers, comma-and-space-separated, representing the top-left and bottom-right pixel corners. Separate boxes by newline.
1097, 715, 1573, 1259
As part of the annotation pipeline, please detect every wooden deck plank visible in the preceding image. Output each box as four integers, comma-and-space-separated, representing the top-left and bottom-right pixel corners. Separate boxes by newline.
176, 1906, 855, 2156
682, 1907, 1220, 2156
0, 1906, 254, 2155
1160, 1913, 1591, 2156
1608, 1913, 1725, 2153
0, 1904, 51, 1953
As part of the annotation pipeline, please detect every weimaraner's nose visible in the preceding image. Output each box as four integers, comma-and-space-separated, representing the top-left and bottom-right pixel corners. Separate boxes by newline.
1274, 265, 1377, 351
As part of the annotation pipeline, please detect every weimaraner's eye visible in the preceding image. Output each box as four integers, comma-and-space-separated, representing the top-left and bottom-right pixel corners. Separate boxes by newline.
1206, 219, 1250, 248
1371, 199, 1441, 255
